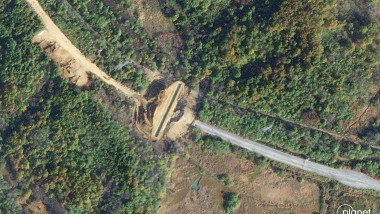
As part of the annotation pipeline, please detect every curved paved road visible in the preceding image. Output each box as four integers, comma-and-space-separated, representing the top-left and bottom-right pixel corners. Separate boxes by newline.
193, 120, 380, 192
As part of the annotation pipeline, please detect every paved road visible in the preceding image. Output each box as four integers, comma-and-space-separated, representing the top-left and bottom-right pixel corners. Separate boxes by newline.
193, 120, 380, 192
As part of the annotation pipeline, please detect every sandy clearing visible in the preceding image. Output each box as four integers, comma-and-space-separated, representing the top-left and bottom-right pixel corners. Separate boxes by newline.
33, 30, 90, 87
26, 0, 145, 103
151, 81, 184, 140
167, 89, 197, 140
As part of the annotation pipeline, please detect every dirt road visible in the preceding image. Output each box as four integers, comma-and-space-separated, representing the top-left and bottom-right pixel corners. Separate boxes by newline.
27, 0, 380, 191
26, 0, 145, 103
193, 120, 380, 192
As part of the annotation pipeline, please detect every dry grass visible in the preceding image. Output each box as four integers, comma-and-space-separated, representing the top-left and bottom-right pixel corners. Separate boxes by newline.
158, 145, 320, 214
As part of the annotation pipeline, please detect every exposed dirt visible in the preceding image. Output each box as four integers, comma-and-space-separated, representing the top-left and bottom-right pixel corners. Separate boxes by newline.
29, 0, 191, 142
33, 30, 89, 87
27, 0, 144, 104
151, 81, 184, 139
158, 146, 320, 214
24, 199, 48, 214
26, 1, 376, 213
167, 89, 197, 140
1, 168, 49, 214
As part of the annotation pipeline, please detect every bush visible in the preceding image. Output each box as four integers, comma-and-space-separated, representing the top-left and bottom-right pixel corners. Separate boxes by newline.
297, 177, 305, 184
218, 174, 234, 187
223, 192, 240, 214
22, 189, 32, 200
200, 136, 231, 154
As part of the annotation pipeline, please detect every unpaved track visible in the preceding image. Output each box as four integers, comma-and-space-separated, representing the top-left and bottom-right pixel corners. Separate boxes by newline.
193, 120, 380, 192
26, 0, 380, 191
26, 0, 145, 103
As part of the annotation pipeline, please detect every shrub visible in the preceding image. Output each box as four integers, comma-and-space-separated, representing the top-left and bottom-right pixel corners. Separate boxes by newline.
218, 174, 234, 187
297, 177, 305, 184
223, 192, 240, 214
200, 136, 231, 154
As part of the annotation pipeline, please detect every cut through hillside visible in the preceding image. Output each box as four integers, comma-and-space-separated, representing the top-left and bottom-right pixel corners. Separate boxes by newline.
134, 81, 195, 141
28, 0, 195, 141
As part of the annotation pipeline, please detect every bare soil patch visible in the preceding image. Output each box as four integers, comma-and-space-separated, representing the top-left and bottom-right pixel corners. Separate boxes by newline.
157, 156, 225, 214
33, 30, 89, 87
29, 0, 190, 142
24, 199, 48, 214
167, 89, 197, 140
151, 81, 184, 139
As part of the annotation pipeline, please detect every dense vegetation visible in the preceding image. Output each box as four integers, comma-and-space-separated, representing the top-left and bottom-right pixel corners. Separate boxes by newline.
2, 79, 168, 212
222, 192, 240, 214
0, 173, 22, 213
217, 174, 234, 187
1, 0, 168, 213
193, 134, 231, 155
359, 118, 380, 144
162, 0, 380, 134
198, 98, 380, 176
0, 0, 57, 125
1, 0, 379, 212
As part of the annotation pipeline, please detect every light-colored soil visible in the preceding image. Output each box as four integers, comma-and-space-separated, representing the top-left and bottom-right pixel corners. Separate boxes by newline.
167, 89, 197, 140
157, 156, 225, 214
1, 168, 48, 214
152, 81, 184, 139
33, 30, 89, 87
28, 0, 190, 142
24, 200, 48, 214
27, 0, 145, 103
158, 146, 320, 214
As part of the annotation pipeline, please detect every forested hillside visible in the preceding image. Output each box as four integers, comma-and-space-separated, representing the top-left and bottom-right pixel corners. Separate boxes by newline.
0, 0, 167, 213
1, 0, 379, 212
198, 98, 380, 177
0, 0, 57, 125
161, 0, 380, 135
2, 79, 168, 213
